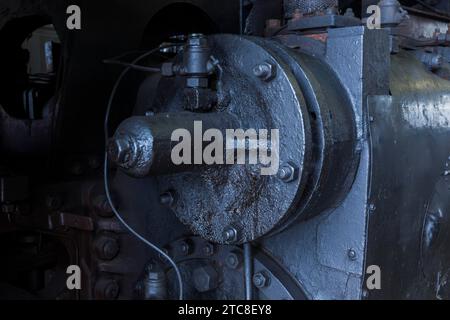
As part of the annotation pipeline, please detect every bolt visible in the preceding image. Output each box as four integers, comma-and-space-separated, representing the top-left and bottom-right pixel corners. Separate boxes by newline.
292, 9, 303, 20
344, 8, 355, 17
95, 278, 120, 300
253, 272, 270, 288
225, 251, 242, 269
277, 164, 298, 183
193, 265, 219, 293
179, 240, 193, 256
222, 226, 238, 243
159, 191, 175, 206
348, 249, 357, 261
253, 62, 276, 82
202, 243, 215, 256
94, 234, 120, 260
108, 137, 133, 165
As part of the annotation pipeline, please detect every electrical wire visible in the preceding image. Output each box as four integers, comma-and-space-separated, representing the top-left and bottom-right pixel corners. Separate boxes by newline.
103, 45, 184, 300
103, 59, 161, 73
416, 0, 450, 18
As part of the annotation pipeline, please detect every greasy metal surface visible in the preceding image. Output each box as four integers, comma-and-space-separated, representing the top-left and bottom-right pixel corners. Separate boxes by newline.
262, 26, 390, 300
146, 34, 358, 244
256, 38, 358, 226
155, 35, 311, 244
366, 51, 450, 299
162, 236, 307, 300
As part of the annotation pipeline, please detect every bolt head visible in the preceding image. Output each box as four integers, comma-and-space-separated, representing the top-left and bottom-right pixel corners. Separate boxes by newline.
253, 272, 270, 288
225, 252, 242, 269
222, 226, 238, 243
277, 164, 298, 182
94, 235, 120, 260
104, 281, 120, 299
253, 62, 276, 81
202, 243, 215, 256
179, 240, 193, 256
95, 279, 120, 300
159, 191, 175, 206
348, 249, 357, 261
108, 137, 132, 165
193, 265, 219, 293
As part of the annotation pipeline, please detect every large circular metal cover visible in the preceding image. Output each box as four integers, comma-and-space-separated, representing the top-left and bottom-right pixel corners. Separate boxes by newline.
157, 35, 312, 244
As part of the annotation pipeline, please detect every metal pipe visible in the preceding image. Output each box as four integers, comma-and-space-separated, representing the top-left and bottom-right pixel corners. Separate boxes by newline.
243, 242, 253, 300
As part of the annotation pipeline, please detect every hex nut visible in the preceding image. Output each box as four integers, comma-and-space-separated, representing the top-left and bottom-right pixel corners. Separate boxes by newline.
94, 234, 120, 260
222, 226, 238, 243
225, 251, 242, 269
95, 278, 120, 300
253, 62, 276, 81
277, 163, 298, 183
193, 265, 219, 293
253, 272, 270, 288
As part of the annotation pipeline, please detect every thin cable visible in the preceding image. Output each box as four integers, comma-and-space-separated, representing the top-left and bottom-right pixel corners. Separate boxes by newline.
103, 45, 183, 300
103, 59, 161, 73
416, 0, 450, 18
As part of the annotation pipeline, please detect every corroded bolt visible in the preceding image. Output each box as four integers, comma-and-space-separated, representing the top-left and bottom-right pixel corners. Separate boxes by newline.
253, 62, 276, 81
253, 272, 270, 288
222, 226, 238, 243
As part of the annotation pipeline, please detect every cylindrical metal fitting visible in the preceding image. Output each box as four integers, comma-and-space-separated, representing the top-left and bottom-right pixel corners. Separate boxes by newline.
109, 112, 239, 177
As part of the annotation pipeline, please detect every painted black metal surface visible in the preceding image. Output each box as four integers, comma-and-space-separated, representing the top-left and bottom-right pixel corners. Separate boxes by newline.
366, 51, 450, 299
